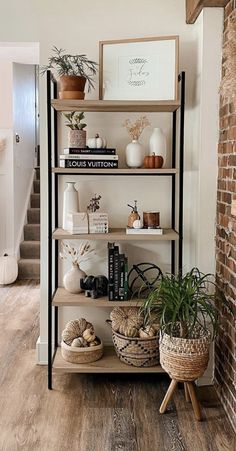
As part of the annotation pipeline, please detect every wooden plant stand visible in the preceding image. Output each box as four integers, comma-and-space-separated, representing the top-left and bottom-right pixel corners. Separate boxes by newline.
159, 379, 202, 421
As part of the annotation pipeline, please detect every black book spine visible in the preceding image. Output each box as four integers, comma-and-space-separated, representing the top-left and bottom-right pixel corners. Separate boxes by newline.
60, 160, 118, 169
124, 257, 128, 301
118, 254, 125, 301
113, 246, 120, 300
65, 148, 116, 155
108, 243, 115, 301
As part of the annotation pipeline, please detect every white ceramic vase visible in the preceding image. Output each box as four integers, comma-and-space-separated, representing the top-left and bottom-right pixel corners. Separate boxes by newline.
125, 140, 144, 168
63, 182, 79, 229
63, 263, 86, 294
149, 128, 167, 167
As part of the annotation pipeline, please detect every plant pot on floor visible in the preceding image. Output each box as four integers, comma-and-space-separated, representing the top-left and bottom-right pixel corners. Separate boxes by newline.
59, 75, 86, 100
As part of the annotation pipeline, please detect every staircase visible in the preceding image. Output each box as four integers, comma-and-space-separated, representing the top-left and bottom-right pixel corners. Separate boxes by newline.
18, 167, 40, 279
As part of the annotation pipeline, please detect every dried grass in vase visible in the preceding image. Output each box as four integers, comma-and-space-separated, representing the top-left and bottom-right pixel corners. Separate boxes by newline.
123, 116, 151, 140
60, 241, 95, 265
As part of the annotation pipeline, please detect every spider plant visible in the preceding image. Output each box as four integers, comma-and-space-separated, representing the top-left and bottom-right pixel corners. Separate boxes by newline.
41, 47, 98, 92
63, 112, 86, 130
140, 268, 219, 339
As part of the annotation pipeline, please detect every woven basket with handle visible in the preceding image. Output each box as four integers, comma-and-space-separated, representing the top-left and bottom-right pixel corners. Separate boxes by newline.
107, 320, 159, 367
160, 329, 211, 381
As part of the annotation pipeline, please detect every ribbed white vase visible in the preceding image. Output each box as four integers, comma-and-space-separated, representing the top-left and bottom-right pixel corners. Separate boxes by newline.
63, 182, 79, 229
125, 140, 144, 168
149, 128, 167, 167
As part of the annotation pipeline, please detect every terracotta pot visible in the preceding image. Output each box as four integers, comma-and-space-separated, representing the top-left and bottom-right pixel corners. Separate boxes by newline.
59, 75, 86, 92
59, 91, 85, 100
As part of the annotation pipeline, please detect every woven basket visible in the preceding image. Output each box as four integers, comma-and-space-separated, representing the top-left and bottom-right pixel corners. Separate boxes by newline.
159, 330, 211, 381
107, 321, 159, 367
61, 338, 103, 364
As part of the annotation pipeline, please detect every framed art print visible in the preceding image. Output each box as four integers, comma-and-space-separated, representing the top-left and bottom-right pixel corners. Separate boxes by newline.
99, 36, 179, 101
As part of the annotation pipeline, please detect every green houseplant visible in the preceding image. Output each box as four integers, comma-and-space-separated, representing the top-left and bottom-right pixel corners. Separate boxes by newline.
140, 268, 218, 381
140, 268, 219, 421
63, 112, 87, 148
41, 47, 98, 99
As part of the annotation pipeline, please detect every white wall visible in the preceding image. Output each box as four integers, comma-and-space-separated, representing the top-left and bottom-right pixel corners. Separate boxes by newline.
0, 1, 223, 366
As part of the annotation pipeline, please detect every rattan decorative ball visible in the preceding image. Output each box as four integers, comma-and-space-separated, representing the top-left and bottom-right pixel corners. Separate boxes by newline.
110, 307, 143, 337
62, 318, 88, 345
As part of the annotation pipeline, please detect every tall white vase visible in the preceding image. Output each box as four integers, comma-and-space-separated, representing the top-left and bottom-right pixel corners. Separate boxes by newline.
125, 140, 144, 168
149, 128, 167, 167
63, 182, 79, 229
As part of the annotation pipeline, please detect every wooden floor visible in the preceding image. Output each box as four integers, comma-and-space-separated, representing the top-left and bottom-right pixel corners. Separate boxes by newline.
0, 280, 235, 451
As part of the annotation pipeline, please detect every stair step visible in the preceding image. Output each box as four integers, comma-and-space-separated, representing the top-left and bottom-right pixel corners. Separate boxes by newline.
35, 167, 40, 180
20, 241, 40, 259
33, 180, 40, 193
18, 259, 40, 279
27, 208, 40, 224
24, 224, 40, 241
31, 193, 40, 208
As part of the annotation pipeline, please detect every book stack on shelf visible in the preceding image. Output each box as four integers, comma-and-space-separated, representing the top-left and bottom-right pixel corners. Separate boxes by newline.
59, 147, 118, 169
108, 243, 128, 301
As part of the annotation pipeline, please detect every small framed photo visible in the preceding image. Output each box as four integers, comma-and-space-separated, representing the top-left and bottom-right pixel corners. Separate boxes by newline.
99, 36, 179, 101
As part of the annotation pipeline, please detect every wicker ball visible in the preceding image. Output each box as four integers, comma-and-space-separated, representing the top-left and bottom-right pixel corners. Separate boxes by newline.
110, 307, 143, 337
62, 318, 88, 345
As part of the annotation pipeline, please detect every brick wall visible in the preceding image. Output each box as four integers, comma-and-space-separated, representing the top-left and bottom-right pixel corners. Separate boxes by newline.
215, 0, 236, 433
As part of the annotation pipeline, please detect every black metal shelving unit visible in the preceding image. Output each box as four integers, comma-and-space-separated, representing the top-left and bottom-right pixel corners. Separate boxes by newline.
46, 70, 185, 389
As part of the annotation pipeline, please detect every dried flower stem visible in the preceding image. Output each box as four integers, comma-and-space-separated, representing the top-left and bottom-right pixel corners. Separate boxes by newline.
123, 116, 151, 140
59, 241, 95, 265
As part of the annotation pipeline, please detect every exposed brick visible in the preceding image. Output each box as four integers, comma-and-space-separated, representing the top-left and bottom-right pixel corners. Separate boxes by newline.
215, 4, 236, 431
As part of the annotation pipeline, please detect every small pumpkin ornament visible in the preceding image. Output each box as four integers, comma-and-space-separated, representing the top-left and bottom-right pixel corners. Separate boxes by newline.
139, 325, 156, 339
62, 318, 87, 345
87, 133, 107, 149
83, 328, 96, 343
144, 153, 163, 169
71, 337, 87, 347
89, 339, 100, 347
110, 307, 143, 337
0, 253, 18, 285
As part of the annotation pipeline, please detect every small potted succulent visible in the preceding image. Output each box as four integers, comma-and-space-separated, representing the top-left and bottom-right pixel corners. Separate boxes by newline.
140, 268, 219, 382
41, 46, 98, 99
63, 111, 87, 148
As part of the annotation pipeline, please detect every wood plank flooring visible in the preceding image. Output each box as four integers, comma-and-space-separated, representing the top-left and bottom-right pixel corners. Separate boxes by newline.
0, 280, 235, 451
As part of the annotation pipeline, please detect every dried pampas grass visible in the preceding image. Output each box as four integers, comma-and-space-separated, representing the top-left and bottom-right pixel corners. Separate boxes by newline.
220, 13, 236, 101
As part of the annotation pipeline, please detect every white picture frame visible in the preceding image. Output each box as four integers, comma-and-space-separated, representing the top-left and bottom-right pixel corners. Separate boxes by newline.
99, 36, 179, 101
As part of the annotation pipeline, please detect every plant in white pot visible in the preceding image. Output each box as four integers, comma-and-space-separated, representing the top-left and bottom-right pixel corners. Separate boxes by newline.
60, 241, 95, 294
41, 47, 98, 99
140, 268, 219, 421
64, 111, 87, 148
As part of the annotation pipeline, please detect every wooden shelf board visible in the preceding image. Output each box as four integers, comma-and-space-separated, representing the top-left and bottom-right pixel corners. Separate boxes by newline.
53, 346, 165, 374
52, 168, 178, 175
52, 228, 179, 241
51, 99, 180, 113
52, 288, 142, 307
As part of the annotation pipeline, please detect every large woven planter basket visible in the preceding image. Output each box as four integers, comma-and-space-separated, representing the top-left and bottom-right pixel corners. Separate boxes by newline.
160, 330, 211, 381
61, 339, 103, 364
108, 321, 159, 367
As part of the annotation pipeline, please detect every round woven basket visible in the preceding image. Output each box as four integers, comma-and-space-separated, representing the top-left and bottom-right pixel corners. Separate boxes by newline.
107, 321, 159, 367
61, 338, 103, 364
159, 330, 211, 381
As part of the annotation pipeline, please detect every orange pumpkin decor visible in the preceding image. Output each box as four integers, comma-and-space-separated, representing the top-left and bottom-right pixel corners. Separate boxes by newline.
144, 153, 164, 169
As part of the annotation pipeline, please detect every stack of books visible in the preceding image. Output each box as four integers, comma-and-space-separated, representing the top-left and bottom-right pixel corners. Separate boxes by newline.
108, 243, 128, 301
59, 147, 118, 169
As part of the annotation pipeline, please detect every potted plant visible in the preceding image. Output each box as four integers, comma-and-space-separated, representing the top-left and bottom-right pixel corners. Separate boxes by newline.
63, 111, 87, 148
41, 46, 98, 99
141, 268, 218, 381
